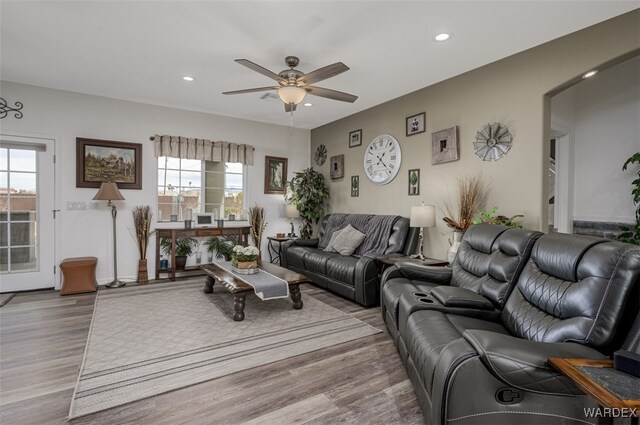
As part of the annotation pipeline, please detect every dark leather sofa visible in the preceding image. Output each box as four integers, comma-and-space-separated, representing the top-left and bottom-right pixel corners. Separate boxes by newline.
282, 213, 419, 306
381, 224, 640, 424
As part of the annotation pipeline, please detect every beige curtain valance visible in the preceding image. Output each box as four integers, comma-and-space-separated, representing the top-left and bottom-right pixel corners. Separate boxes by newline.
152, 135, 254, 165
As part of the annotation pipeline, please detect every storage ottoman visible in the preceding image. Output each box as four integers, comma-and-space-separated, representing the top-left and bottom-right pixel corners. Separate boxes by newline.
59, 257, 98, 295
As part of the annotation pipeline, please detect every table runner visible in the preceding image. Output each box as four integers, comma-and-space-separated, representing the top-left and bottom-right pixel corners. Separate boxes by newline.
212, 259, 289, 300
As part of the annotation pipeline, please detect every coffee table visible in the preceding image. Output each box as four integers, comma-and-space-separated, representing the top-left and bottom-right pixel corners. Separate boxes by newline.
201, 261, 310, 321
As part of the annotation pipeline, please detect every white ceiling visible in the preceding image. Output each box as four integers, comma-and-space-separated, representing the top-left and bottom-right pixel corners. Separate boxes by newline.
1, 1, 638, 129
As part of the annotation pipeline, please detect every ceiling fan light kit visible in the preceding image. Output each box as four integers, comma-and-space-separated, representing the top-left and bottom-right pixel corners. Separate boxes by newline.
223, 55, 358, 113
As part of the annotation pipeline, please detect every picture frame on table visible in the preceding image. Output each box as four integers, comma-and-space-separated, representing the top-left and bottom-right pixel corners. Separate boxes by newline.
406, 112, 426, 137
432, 126, 460, 164
264, 156, 288, 194
76, 138, 142, 189
349, 129, 362, 148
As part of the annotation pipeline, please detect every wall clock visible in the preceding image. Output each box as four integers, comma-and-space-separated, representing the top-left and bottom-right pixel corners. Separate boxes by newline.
363, 134, 402, 185
474, 122, 512, 161
314, 144, 327, 166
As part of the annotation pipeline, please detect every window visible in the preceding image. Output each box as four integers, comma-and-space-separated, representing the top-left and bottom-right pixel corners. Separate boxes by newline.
157, 157, 244, 221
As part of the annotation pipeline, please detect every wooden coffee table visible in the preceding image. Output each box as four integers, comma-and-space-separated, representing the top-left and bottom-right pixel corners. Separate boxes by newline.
201, 261, 310, 321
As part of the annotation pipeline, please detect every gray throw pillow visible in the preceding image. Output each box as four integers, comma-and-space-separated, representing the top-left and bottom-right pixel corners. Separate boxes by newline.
332, 224, 366, 256
324, 228, 344, 252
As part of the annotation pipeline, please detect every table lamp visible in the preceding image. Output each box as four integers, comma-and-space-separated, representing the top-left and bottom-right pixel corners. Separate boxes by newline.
93, 182, 126, 288
285, 204, 300, 237
410, 203, 436, 260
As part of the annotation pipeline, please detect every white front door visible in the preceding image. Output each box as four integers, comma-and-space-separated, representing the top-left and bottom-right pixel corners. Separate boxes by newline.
0, 135, 56, 292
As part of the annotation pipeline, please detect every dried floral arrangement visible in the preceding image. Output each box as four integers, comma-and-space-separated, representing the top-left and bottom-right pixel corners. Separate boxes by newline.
442, 174, 489, 233
132, 205, 152, 260
248, 204, 267, 254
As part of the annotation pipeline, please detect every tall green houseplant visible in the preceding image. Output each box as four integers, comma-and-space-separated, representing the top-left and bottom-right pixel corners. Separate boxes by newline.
286, 168, 330, 239
618, 152, 640, 245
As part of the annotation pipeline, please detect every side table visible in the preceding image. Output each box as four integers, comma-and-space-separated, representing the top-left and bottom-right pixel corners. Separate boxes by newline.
267, 236, 295, 265
549, 358, 639, 423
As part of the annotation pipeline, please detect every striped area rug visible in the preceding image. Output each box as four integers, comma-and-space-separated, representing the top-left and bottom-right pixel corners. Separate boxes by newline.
69, 280, 381, 419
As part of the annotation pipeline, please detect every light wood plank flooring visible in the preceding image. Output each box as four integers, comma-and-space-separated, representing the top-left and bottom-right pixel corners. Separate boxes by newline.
0, 282, 423, 424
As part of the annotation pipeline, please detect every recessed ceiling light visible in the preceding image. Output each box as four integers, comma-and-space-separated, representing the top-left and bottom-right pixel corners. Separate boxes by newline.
304, 102, 313, 107
183, 76, 194, 82
582, 70, 598, 79
434, 33, 450, 42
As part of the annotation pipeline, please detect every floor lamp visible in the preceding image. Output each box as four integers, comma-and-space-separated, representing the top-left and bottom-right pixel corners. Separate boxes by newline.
93, 182, 126, 288
410, 203, 436, 260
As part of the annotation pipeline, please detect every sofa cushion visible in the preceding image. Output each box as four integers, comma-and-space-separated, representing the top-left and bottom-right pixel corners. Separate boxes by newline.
326, 255, 359, 286
286, 246, 308, 270
329, 224, 366, 256
303, 249, 334, 275
323, 229, 343, 253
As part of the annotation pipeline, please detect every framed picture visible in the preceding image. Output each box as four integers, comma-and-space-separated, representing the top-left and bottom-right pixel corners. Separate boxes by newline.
264, 156, 288, 194
406, 112, 426, 137
76, 138, 142, 189
330, 154, 344, 179
432, 126, 460, 165
351, 175, 359, 197
349, 129, 362, 148
408, 169, 420, 196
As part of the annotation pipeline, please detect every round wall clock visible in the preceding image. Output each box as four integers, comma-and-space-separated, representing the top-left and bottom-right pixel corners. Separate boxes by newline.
314, 144, 327, 166
474, 122, 512, 161
363, 134, 402, 185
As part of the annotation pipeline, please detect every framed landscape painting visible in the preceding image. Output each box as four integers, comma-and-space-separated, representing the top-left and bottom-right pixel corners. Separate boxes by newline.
264, 156, 287, 194
76, 138, 142, 189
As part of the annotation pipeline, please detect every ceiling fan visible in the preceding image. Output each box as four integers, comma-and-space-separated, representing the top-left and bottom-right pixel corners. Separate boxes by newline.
222, 56, 358, 112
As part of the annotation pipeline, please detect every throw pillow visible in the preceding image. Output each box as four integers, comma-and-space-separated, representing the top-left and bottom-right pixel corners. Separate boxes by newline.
332, 224, 366, 256
324, 228, 344, 252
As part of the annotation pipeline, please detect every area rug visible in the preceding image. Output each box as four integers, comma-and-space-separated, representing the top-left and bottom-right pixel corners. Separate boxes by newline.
69, 280, 381, 419
0, 293, 15, 307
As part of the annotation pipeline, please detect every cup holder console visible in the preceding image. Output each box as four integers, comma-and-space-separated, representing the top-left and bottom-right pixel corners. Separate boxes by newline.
418, 297, 435, 304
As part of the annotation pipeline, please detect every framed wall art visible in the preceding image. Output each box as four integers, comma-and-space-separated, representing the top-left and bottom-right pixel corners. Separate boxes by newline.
76, 138, 142, 189
406, 112, 426, 137
349, 129, 362, 148
264, 156, 288, 194
351, 175, 359, 197
432, 126, 460, 165
408, 169, 420, 196
330, 154, 344, 179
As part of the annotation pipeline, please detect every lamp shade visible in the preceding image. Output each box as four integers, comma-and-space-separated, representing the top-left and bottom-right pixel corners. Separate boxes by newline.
410, 204, 435, 228
92, 182, 125, 201
285, 204, 300, 219
278, 86, 306, 105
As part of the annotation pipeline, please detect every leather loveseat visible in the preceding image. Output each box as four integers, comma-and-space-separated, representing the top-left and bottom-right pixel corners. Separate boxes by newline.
282, 213, 419, 306
381, 225, 640, 424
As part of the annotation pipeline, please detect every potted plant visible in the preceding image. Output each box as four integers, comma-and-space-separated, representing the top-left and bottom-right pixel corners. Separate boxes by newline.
442, 174, 489, 262
231, 245, 260, 270
205, 234, 239, 261
618, 152, 640, 245
286, 168, 330, 239
473, 207, 523, 228
132, 205, 152, 283
160, 237, 197, 270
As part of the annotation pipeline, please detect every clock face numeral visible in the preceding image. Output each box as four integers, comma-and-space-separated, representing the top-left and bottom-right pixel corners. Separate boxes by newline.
363, 134, 402, 186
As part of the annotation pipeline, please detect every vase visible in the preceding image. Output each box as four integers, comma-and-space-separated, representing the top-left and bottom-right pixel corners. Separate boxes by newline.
234, 260, 257, 269
137, 259, 149, 284
175, 256, 187, 270
447, 231, 464, 264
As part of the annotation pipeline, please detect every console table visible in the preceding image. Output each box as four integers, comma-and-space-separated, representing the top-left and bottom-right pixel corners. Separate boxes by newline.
155, 225, 251, 281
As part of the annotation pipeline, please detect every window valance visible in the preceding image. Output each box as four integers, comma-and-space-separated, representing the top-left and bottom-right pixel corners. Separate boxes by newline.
152, 134, 254, 165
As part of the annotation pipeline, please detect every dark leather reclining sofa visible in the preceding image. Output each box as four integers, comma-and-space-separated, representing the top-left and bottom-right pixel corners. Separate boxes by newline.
381, 223, 640, 424
282, 213, 419, 306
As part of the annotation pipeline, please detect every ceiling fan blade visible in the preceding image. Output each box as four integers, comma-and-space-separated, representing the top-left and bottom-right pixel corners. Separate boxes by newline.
235, 59, 284, 82
284, 103, 297, 113
306, 86, 358, 103
301, 62, 350, 85
222, 86, 279, 95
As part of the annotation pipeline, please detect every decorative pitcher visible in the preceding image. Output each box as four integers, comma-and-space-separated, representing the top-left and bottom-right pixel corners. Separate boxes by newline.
447, 231, 464, 264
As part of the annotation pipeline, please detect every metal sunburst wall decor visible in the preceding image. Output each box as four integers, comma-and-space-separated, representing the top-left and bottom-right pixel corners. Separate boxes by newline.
474, 122, 512, 161
0, 97, 24, 119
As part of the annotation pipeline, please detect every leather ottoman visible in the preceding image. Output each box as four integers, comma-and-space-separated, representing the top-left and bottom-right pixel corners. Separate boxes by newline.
59, 257, 98, 295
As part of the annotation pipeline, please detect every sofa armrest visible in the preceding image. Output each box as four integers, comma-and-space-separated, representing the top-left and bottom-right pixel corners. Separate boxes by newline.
463, 330, 607, 395
291, 238, 319, 248
430, 286, 494, 310
395, 262, 452, 284
354, 256, 381, 307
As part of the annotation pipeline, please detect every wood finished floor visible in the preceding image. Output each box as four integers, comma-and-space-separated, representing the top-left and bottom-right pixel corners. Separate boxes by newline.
0, 282, 424, 425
